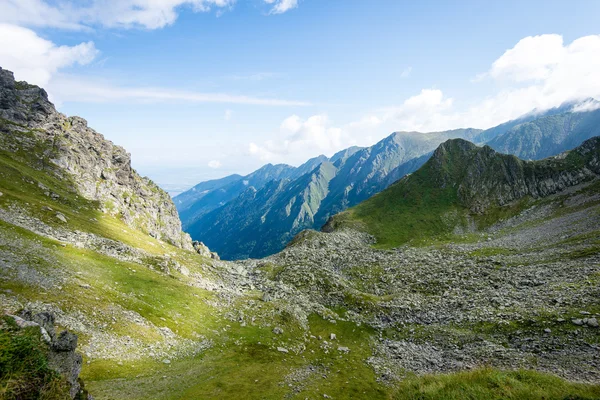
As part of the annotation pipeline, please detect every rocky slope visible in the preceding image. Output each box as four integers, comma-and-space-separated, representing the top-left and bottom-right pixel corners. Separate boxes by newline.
0, 67, 192, 249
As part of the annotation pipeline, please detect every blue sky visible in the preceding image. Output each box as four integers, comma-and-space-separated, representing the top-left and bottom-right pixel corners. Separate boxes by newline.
1, 0, 600, 192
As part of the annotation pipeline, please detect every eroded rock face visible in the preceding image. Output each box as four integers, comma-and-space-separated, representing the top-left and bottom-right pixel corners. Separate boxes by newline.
429, 138, 600, 214
0, 67, 192, 250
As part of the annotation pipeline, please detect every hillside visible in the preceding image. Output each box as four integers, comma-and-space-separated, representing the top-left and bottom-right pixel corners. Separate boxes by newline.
326, 137, 600, 247
175, 155, 330, 230
0, 67, 191, 250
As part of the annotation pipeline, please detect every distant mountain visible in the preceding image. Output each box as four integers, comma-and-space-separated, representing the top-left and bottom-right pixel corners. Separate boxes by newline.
325, 136, 600, 247
487, 105, 600, 160
179, 100, 600, 260
184, 128, 483, 259
470, 99, 594, 144
174, 174, 242, 211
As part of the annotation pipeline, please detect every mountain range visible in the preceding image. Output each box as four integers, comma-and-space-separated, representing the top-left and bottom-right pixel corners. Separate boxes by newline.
1, 67, 599, 399
177, 100, 600, 259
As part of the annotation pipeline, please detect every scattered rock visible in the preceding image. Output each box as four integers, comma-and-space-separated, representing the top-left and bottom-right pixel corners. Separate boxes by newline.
56, 212, 67, 223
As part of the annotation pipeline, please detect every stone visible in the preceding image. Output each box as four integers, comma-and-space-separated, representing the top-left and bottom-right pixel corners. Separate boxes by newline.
572, 319, 584, 326
277, 347, 289, 353
261, 293, 272, 302
586, 318, 599, 328
338, 346, 350, 353
56, 212, 67, 223
544, 328, 551, 333
53, 330, 78, 352
273, 327, 284, 335
330, 333, 337, 340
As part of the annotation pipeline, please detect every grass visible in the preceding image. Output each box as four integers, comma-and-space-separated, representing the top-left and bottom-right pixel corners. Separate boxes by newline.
330, 138, 600, 249
394, 368, 600, 400
0, 316, 71, 400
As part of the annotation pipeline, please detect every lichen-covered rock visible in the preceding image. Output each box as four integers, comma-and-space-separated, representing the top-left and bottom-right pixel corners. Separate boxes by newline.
0, 67, 192, 250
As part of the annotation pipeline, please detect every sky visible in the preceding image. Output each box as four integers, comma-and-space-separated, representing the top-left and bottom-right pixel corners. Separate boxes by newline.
1, 0, 600, 193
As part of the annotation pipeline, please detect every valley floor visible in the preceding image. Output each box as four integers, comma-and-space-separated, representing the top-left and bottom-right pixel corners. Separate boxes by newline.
2, 180, 600, 399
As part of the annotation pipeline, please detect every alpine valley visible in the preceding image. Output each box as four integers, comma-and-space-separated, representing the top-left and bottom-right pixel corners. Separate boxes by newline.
177, 99, 600, 260
1, 66, 600, 400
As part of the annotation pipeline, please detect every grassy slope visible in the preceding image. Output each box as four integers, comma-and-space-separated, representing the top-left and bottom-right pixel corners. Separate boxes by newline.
0, 132, 388, 399
330, 139, 597, 249
0, 316, 71, 400
394, 368, 600, 400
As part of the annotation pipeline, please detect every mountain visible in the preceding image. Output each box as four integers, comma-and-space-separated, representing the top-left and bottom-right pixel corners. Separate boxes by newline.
175, 156, 329, 230
2, 67, 600, 400
487, 105, 600, 160
181, 101, 600, 260
173, 174, 242, 212
0, 67, 192, 249
470, 99, 594, 144
325, 137, 600, 247
186, 128, 483, 259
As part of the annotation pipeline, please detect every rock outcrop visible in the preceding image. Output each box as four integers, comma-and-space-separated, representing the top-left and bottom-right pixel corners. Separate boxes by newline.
10, 310, 90, 399
0, 67, 192, 250
430, 137, 600, 213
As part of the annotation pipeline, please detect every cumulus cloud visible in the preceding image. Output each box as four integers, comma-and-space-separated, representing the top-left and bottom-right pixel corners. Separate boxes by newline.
0, 24, 98, 86
358, 34, 600, 134
248, 114, 344, 162
208, 160, 222, 168
0, 24, 309, 107
264, 0, 298, 14
0, 0, 237, 30
472, 34, 600, 124
246, 34, 600, 165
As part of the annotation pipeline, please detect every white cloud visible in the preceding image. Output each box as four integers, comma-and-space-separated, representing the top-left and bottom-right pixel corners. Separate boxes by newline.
0, 24, 309, 107
490, 34, 564, 82
248, 114, 344, 162
352, 34, 600, 134
46, 74, 311, 106
246, 34, 600, 165
0, 0, 237, 30
264, 0, 298, 14
400, 66, 412, 78
0, 24, 98, 86
208, 160, 222, 168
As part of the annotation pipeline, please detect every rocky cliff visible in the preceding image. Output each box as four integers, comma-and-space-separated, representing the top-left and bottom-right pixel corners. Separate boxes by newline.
0, 67, 192, 249
433, 137, 600, 213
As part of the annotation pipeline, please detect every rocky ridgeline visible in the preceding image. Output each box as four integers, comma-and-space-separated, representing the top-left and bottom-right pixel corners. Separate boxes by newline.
7, 310, 91, 399
432, 138, 600, 214
0, 67, 191, 250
